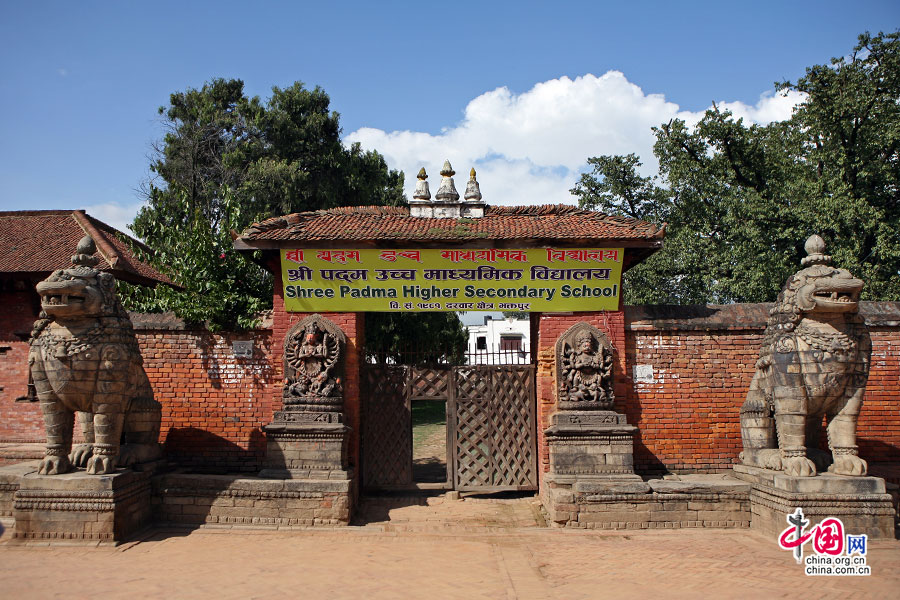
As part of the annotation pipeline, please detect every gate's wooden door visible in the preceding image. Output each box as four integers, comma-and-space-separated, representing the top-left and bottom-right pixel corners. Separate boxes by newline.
450, 365, 537, 492
361, 365, 412, 489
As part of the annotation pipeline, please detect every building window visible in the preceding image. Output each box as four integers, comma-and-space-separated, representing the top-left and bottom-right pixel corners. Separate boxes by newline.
500, 335, 522, 351
476, 336, 487, 350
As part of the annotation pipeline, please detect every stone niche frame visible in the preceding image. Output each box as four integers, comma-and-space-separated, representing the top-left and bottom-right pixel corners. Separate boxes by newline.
281, 313, 347, 413
555, 322, 616, 411
262, 314, 351, 479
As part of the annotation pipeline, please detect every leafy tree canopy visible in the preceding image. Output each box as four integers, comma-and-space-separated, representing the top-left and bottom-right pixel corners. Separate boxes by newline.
123, 79, 466, 358
572, 31, 900, 304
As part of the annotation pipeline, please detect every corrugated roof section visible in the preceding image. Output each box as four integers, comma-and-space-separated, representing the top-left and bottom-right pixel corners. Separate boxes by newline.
0, 210, 176, 287
239, 204, 664, 244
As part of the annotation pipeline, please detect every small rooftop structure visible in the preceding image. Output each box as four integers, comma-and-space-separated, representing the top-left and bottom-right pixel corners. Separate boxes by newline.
0, 210, 176, 287
409, 161, 485, 219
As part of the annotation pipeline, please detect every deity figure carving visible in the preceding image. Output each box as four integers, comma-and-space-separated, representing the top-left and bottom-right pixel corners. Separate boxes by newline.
740, 235, 871, 477
556, 323, 615, 410
28, 236, 162, 475
283, 315, 345, 411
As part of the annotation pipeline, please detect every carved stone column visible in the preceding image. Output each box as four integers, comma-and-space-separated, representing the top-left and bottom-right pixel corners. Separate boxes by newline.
260, 314, 351, 479
543, 322, 648, 526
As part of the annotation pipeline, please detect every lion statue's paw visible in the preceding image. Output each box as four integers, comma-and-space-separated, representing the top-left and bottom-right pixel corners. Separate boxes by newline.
69, 444, 93, 467
829, 455, 867, 477
38, 454, 72, 475
782, 455, 817, 477
85, 455, 117, 475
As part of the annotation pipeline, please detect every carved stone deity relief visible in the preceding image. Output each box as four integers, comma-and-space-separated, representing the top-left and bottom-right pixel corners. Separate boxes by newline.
282, 314, 345, 412
740, 235, 871, 477
29, 236, 162, 475
556, 322, 615, 411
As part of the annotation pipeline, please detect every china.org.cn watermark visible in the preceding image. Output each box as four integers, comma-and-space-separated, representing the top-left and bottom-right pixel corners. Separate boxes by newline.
778, 508, 871, 576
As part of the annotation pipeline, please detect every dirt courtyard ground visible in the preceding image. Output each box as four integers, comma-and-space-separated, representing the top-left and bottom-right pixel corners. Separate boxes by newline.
2, 493, 898, 600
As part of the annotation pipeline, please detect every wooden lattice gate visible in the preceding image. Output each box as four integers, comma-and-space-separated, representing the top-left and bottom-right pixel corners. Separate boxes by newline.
451, 365, 537, 492
360, 365, 411, 488
361, 363, 537, 492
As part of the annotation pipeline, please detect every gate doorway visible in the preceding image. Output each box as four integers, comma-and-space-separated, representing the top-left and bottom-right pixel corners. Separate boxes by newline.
361, 352, 537, 493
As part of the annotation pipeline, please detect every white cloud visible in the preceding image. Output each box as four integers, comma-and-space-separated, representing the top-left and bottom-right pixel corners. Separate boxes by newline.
81, 201, 145, 237
80, 72, 806, 239
346, 71, 806, 206
716, 90, 806, 125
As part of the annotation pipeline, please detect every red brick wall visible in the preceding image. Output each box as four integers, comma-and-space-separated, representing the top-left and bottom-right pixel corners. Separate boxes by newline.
857, 328, 900, 463
624, 323, 900, 474
624, 328, 757, 474
272, 268, 363, 471
536, 311, 627, 482
142, 328, 276, 472
0, 288, 42, 442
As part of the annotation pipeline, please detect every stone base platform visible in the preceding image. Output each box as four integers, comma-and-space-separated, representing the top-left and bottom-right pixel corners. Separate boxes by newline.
542, 473, 751, 530
11, 467, 154, 543
733, 464, 896, 539
152, 471, 356, 527
0, 461, 39, 518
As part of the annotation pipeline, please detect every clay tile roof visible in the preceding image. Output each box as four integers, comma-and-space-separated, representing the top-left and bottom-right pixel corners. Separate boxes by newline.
0, 210, 176, 287
237, 204, 665, 245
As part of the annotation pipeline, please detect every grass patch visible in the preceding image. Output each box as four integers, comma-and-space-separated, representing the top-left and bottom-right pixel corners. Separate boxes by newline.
412, 400, 446, 449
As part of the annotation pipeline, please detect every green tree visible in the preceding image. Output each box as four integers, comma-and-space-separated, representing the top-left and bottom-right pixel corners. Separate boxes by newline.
573, 31, 900, 304
365, 312, 469, 365
123, 78, 467, 359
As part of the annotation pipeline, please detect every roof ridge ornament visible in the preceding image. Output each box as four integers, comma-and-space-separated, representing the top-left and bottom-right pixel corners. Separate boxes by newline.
412, 167, 431, 202
464, 168, 482, 202
435, 160, 460, 202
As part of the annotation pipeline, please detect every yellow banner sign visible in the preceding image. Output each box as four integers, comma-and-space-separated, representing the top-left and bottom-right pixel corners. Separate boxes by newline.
281, 248, 623, 312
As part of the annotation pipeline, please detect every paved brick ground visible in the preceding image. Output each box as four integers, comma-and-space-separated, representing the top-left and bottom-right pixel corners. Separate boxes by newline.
2, 493, 898, 599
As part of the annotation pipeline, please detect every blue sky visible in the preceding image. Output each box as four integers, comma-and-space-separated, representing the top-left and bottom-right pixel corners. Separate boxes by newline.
1, 1, 897, 233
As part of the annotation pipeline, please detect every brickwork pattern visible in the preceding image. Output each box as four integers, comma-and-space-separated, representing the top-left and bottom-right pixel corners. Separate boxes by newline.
152, 473, 354, 527
0, 288, 42, 442
543, 487, 751, 530
142, 329, 277, 472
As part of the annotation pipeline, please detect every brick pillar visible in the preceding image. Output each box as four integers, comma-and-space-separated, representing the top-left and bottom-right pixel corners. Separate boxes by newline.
270, 269, 363, 473
536, 310, 627, 485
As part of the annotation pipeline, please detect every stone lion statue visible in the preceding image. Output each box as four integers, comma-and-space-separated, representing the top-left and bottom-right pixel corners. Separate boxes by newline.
29, 236, 162, 475
740, 235, 870, 477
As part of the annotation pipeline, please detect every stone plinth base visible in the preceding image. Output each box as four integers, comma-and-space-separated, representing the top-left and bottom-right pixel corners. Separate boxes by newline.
153, 472, 355, 527
261, 414, 349, 479
12, 468, 154, 543
0, 461, 39, 518
543, 473, 751, 529
733, 464, 896, 539
544, 411, 637, 476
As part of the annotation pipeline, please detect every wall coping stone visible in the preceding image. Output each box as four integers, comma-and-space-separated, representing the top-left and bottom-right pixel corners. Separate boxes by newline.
626, 301, 900, 331
128, 311, 273, 331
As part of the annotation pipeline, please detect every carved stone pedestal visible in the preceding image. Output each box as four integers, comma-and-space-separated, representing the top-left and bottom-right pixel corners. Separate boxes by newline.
733, 464, 895, 539
260, 411, 350, 479
543, 411, 649, 526
545, 411, 640, 477
12, 469, 154, 543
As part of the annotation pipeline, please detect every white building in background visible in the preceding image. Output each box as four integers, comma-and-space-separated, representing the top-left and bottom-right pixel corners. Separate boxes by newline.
465, 316, 530, 364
